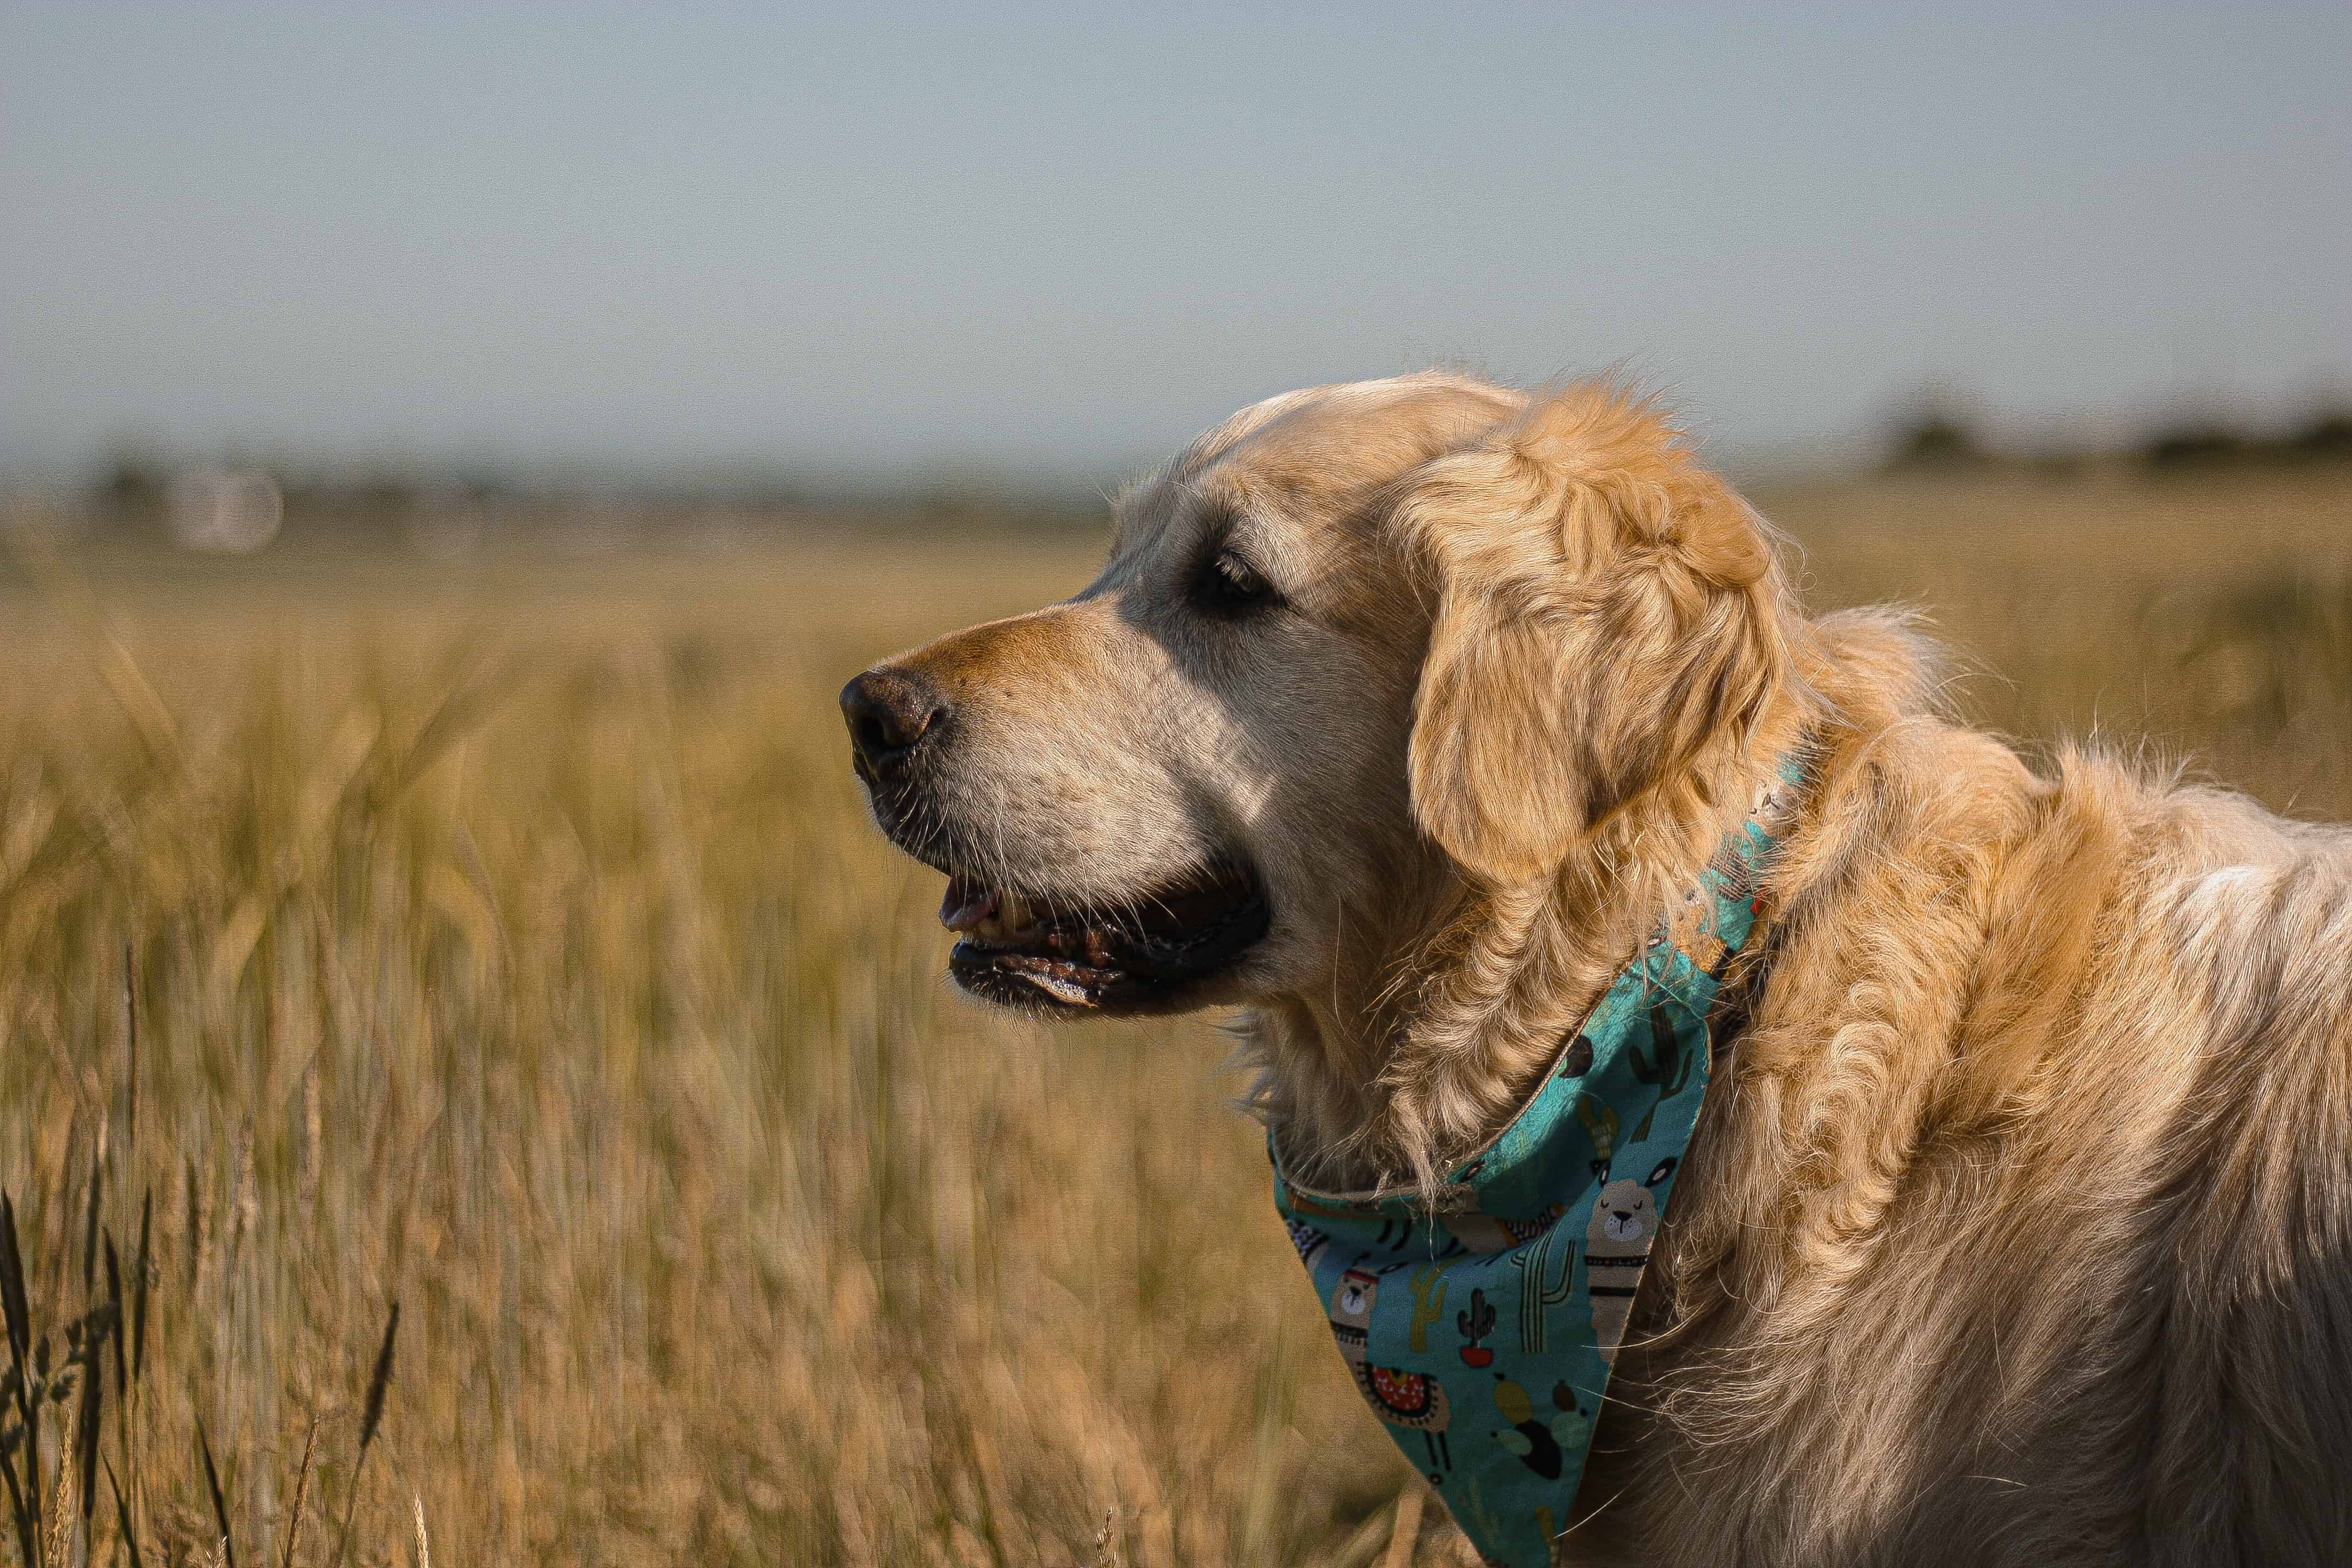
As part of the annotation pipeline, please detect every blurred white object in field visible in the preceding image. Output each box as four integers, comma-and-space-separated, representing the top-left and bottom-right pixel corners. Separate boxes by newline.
167, 467, 283, 552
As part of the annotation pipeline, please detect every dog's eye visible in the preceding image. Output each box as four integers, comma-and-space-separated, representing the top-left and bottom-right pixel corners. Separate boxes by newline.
1193, 548, 1283, 616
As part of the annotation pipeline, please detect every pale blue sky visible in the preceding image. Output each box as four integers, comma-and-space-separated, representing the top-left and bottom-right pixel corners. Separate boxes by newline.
6, 3, 2348, 487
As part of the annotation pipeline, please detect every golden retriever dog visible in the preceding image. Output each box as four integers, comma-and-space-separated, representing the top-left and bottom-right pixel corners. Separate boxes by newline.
841, 372, 2352, 1566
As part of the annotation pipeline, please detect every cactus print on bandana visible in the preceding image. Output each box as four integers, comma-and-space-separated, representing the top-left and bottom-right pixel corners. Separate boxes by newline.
1271, 763, 1800, 1568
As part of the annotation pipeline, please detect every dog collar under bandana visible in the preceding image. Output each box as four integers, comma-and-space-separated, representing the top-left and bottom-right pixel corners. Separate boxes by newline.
1270, 760, 1803, 1568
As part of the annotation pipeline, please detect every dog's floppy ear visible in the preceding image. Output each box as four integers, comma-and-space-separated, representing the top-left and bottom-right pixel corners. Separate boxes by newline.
1398, 385, 1785, 885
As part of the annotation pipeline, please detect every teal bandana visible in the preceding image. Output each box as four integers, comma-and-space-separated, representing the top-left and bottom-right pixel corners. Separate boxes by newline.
1270, 765, 1801, 1567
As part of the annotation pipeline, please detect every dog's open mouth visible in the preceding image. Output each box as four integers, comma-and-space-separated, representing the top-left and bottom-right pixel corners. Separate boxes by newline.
938, 864, 1270, 1012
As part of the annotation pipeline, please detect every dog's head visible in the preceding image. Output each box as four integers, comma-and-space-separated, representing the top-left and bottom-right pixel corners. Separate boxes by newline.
842, 373, 1787, 1025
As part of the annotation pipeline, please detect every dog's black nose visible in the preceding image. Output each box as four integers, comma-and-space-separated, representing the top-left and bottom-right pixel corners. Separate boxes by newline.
841, 668, 948, 774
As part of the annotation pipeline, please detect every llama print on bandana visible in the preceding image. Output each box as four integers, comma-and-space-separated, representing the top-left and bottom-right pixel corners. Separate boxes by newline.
1328, 1268, 1453, 1475
1585, 1157, 1677, 1364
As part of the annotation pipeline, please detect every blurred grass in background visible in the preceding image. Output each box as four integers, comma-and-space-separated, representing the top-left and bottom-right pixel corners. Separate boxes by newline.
1, 469, 2348, 1566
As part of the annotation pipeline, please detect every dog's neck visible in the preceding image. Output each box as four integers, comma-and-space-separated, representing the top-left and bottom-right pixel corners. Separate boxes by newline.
1245, 636, 1844, 1195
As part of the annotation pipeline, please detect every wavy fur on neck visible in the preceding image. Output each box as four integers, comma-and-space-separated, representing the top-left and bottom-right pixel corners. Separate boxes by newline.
1243, 384, 1829, 1193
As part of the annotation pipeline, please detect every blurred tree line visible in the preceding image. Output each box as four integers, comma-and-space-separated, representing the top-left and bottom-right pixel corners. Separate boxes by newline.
1886, 395, 2352, 475
66, 451, 1104, 551
38, 394, 2352, 554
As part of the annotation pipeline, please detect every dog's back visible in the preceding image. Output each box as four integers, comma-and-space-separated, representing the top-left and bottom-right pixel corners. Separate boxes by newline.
1591, 638, 2352, 1567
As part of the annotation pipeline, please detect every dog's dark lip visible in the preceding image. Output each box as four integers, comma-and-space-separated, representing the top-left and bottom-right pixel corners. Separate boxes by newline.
852, 753, 1270, 1012
941, 863, 1271, 1015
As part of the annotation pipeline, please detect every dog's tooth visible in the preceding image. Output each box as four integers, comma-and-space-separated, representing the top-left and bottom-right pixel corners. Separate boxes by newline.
1000, 891, 1033, 930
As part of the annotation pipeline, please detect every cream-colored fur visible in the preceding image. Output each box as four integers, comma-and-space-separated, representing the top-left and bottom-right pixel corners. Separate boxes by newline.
858, 373, 2352, 1565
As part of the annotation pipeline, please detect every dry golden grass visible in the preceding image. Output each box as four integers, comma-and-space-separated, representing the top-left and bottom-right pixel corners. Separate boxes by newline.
0, 468, 2347, 1566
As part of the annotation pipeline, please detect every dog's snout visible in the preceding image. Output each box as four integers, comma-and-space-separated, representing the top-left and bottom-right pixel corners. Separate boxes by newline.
841, 668, 949, 774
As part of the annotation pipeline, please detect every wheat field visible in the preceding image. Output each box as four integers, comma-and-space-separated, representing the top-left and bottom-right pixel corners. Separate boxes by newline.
1, 469, 2348, 1566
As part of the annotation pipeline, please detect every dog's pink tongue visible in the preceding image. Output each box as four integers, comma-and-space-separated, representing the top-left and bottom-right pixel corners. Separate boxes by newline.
940, 876, 997, 932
